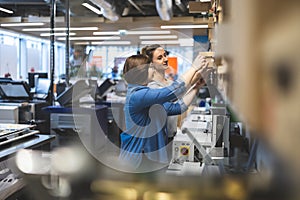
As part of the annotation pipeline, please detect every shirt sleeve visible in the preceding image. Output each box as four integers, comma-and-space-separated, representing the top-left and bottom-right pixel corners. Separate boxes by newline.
130, 79, 186, 111
163, 99, 188, 115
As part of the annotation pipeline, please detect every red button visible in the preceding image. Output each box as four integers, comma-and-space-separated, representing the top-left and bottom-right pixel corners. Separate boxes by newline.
180, 147, 189, 155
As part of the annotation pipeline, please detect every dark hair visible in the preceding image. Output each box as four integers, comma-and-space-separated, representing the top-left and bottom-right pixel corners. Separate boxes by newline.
141, 44, 162, 62
123, 54, 151, 85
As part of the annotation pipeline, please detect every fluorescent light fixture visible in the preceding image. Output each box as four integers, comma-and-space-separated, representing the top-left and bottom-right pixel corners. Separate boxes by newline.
93, 31, 120, 35
141, 40, 180, 45
1, 22, 44, 27
57, 36, 121, 41
82, 3, 103, 15
139, 35, 177, 40
74, 42, 90, 45
91, 41, 131, 45
93, 30, 171, 36
40, 32, 76, 36
141, 39, 193, 46
161, 24, 208, 29
58, 27, 99, 31
118, 29, 127, 35
23, 28, 50, 31
22, 27, 98, 31
200, 0, 211, 2
125, 30, 171, 35
0, 7, 13, 14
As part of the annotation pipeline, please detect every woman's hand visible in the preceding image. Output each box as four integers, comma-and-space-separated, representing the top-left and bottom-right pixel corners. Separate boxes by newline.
195, 78, 206, 89
191, 54, 207, 71
179, 53, 210, 87
191, 60, 210, 86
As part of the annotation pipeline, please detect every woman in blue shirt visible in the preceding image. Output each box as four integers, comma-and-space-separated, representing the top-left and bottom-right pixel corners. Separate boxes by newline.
119, 54, 208, 172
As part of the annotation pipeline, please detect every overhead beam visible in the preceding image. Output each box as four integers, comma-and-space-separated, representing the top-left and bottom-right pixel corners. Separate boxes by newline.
188, 1, 210, 13
27, 16, 65, 23
0, 17, 22, 23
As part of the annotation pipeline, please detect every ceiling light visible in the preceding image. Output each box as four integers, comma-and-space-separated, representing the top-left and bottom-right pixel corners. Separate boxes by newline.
40, 32, 76, 36
124, 30, 171, 35
93, 30, 172, 36
91, 41, 131, 45
139, 35, 177, 40
142, 38, 194, 46
161, 24, 208, 29
74, 42, 90, 45
1, 22, 44, 27
93, 31, 120, 35
57, 36, 121, 41
141, 40, 180, 45
68, 27, 99, 31
82, 3, 103, 15
22, 27, 99, 31
23, 28, 51, 31
0, 7, 13, 14
200, 0, 211, 2
119, 29, 127, 35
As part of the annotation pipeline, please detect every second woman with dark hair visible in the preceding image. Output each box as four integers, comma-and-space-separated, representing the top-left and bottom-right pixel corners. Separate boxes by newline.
141, 44, 177, 143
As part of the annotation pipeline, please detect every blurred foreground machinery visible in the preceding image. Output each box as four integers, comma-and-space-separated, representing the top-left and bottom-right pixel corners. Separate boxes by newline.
215, 0, 300, 197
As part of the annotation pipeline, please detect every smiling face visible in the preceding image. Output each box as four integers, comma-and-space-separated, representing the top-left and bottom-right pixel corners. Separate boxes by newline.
152, 47, 169, 71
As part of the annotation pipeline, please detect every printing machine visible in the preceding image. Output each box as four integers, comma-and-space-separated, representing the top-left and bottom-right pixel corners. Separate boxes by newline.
0, 80, 50, 133
44, 105, 108, 156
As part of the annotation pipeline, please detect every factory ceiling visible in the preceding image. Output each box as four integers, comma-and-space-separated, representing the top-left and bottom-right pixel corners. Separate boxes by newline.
0, 0, 212, 46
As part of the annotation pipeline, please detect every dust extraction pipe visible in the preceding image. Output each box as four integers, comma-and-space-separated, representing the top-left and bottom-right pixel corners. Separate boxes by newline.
155, 0, 173, 21
89, 0, 119, 21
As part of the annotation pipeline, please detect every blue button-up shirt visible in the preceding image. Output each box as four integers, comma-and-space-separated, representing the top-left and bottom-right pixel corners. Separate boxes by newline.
119, 79, 188, 169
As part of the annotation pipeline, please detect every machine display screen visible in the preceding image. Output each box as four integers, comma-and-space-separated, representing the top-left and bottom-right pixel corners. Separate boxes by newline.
0, 81, 31, 100
96, 78, 115, 98
56, 79, 90, 106
35, 78, 51, 94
